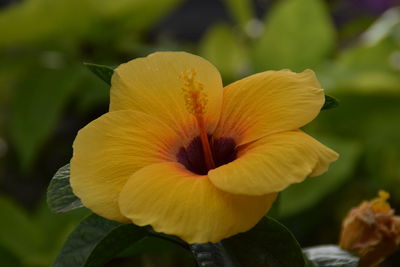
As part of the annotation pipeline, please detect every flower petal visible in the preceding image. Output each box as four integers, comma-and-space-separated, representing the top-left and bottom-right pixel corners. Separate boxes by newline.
70, 110, 179, 223
110, 52, 223, 140
208, 130, 339, 196
213, 70, 324, 145
118, 162, 277, 243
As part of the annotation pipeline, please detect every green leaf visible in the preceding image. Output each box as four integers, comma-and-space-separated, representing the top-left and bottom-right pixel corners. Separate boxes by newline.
199, 24, 250, 81
279, 137, 361, 218
32, 201, 89, 267
0, 0, 95, 48
9, 67, 81, 170
0, 245, 21, 267
47, 164, 83, 214
322, 95, 339, 110
191, 216, 306, 267
75, 71, 110, 113
323, 38, 400, 93
0, 196, 42, 263
53, 214, 146, 267
84, 63, 114, 85
304, 245, 359, 267
0, 195, 88, 267
221, 0, 254, 30
96, 0, 183, 33
0, 0, 182, 49
253, 0, 335, 72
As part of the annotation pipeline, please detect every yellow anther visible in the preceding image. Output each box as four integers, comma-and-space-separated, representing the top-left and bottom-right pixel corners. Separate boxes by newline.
180, 69, 207, 117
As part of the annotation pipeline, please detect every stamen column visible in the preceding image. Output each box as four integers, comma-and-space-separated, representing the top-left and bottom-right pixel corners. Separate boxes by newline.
181, 69, 215, 170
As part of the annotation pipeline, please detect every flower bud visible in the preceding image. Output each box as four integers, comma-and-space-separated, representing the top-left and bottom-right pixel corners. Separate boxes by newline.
339, 191, 400, 267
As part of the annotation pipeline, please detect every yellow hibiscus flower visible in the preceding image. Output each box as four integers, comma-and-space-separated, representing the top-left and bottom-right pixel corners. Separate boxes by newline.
70, 52, 339, 243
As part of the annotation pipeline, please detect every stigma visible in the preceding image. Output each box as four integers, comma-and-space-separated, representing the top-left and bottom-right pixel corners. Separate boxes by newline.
180, 69, 215, 171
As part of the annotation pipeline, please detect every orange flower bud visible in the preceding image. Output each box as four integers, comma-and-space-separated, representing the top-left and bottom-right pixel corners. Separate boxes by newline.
339, 191, 400, 267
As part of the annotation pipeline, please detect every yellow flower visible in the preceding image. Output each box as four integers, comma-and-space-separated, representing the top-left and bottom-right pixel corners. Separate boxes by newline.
70, 52, 338, 243
340, 191, 400, 267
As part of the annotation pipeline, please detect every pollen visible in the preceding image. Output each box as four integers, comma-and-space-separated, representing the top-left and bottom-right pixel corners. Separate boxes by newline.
180, 69, 207, 117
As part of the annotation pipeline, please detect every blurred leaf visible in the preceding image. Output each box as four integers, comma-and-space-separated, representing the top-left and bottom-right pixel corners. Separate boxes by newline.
0, 195, 88, 267
279, 137, 361, 218
53, 214, 146, 267
316, 94, 400, 199
191, 216, 306, 267
310, 94, 400, 202
319, 8, 400, 93
331, 39, 400, 93
317, 93, 400, 141
32, 201, 89, 266
0, 0, 182, 49
321, 95, 339, 110
0, 245, 21, 267
361, 7, 400, 46
253, 0, 335, 72
304, 245, 359, 267
0, 196, 41, 262
95, 0, 182, 33
200, 24, 249, 81
84, 63, 114, 86
0, 0, 94, 48
47, 164, 83, 214
9, 67, 81, 170
221, 0, 254, 29
336, 39, 398, 75
76, 72, 109, 112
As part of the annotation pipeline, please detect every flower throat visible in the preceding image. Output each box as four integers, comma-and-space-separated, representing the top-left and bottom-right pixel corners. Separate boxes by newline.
177, 69, 236, 175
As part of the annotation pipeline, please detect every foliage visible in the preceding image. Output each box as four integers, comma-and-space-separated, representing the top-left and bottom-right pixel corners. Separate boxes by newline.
53, 214, 147, 267
47, 164, 83, 213
0, 196, 88, 267
253, 0, 336, 72
47, 164, 361, 266
0, 0, 400, 266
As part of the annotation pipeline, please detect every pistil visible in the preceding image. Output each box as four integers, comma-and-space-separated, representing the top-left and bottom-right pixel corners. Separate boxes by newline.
195, 115, 215, 170
180, 69, 215, 170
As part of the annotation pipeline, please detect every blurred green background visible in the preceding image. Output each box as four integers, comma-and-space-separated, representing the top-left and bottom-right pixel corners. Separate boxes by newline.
0, 0, 400, 266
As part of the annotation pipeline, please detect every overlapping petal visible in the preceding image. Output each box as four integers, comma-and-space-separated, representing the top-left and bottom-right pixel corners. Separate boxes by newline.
70, 110, 179, 223
213, 70, 324, 145
119, 162, 277, 243
110, 52, 223, 141
208, 130, 339, 196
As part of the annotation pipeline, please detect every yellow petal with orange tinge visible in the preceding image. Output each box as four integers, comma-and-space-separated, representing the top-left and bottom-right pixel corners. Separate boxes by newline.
213, 70, 324, 145
208, 130, 339, 196
118, 162, 277, 243
70, 110, 179, 223
110, 52, 223, 141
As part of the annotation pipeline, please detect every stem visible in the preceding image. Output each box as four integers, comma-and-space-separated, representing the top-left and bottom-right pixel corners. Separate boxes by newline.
147, 229, 190, 250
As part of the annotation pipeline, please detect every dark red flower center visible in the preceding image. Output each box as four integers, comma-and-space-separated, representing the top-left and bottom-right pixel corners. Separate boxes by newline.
176, 136, 237, 175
